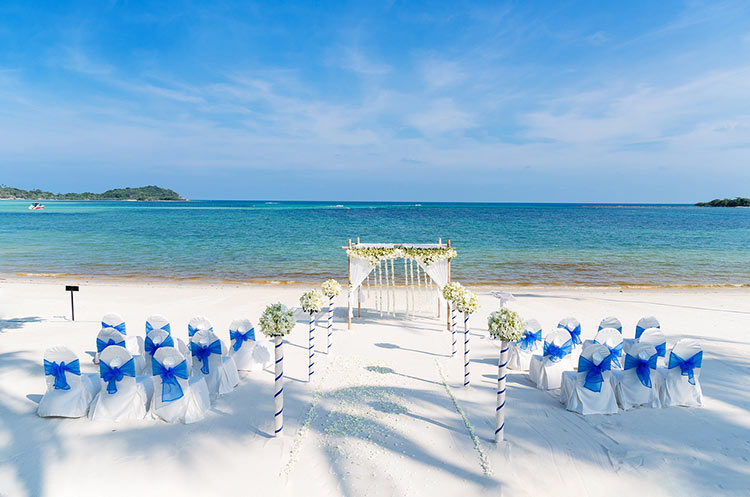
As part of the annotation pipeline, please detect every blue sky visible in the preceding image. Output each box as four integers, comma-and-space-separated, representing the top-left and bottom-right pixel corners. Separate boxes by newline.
1, 1, 749, 202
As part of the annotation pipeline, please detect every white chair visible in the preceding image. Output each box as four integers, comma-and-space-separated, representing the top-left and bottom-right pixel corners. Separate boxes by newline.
188, 316, 213, 338
101, 312, 144, 357
615, 343, 661, 410
593, 328, 624, 370
146, 314, 171, 334
228, 318, 273, 371
190, 329, 240, 398
557, 317, 583, 365
150, 347, 210, 424
560, 343, 618, 415
88, 346, 150, 421
508, 319, 542, 371
635, 316, 660, 339
598, 316, 622, 333
529, 328, 573, 390
638, 328, 667, 367
95, 327, 126, 364
144, 328, 175, 375
38, 346, 98, 418
662, 339, 703, 407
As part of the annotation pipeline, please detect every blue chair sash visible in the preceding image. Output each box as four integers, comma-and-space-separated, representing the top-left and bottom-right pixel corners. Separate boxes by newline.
518, 329, 542, 352
44, 359, 81, 390
668, 350, 703, 385
635, 324, 659, 339
560, 324, 581, 345
188, 324, 213, 337
595, 341, 623, 368
190, 339, 222, 374
653, 342, 666, 358
152, 358, 189, 402
543, 339, 573, 362
145, 334, 175, 357
624, 352, 658, 388
96, 337, 126, 353
100, 358, 135, 394
146, 321, 171, 334
102, 321, 127, 335
578, 355, 612, 392
230, 328, 256, 351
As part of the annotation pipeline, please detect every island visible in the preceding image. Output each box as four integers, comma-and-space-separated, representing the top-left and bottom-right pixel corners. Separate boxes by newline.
696, 197, 750, 207
0, 185, 186, 201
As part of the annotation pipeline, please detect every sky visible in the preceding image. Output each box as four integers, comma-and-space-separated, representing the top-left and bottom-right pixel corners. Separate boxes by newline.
0, 0, 749, 202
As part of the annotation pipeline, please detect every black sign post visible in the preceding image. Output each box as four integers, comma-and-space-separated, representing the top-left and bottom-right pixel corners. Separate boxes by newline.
65, 285, 79, 321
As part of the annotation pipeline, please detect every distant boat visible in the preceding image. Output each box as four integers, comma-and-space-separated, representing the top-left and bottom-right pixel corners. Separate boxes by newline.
415, 203, 422, 206
28, 202, 44, 210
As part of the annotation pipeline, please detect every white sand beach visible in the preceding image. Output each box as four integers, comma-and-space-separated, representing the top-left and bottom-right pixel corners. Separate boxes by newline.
1, 279, 749, 497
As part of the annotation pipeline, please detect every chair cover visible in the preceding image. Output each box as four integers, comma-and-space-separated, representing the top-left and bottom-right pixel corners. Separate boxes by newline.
188, 316, 213, 338
615, 343, 661, 410
598, 316, 623, 333
557, 317, 582, 365
508, 319, 542, 371
529, 328, 574, 390
150, 347, 210, 424
638, 327, 667, 366
635, 316, 660, 339
88, 346, 150, 421
561, 343, 619, 415
94, 327, 126, 364
228, 318, 269, 371
144, 328, 175, 375
662, 339, 703, 407
190, 329, 240, 398
146, 314, 171, 334
593, 328, 624, 370
38, 346, 98, 418
101, 312, 144, 357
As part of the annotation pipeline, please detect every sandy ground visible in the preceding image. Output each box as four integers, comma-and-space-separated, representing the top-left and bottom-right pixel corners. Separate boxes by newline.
1, 279, 749, 497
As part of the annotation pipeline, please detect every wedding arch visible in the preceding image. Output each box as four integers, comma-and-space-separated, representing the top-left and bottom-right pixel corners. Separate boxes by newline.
343, 238, 456, 329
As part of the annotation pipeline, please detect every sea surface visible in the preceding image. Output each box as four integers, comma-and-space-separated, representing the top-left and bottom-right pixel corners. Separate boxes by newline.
1, 200, 749, 286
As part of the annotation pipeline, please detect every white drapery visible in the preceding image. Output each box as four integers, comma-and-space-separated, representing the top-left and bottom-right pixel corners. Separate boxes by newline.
348, 256, 375, 318
417, 258, 450, 300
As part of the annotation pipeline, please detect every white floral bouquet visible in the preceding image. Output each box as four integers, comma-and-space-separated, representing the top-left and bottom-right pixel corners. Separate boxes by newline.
455, 289, 480, 314
442, 281, 464, 303
259, 303, 295, 338
487, 308, 524, 342
321, 279, 342, 298
300, 289, 324, 314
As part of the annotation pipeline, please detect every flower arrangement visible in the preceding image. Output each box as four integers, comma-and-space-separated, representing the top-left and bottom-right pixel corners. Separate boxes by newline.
321, 279, 342, 298
455, 289, 480, 314
346, 246, 457, 267
487, 308, 524, 342
403, 247, 457, 266
300, 289, 324, 314
259, 303, 295, 338
442, 281, 465, 303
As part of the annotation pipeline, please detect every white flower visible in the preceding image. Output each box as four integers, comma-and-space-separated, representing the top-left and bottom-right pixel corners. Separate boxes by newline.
300, 289, 324, 314
259, 302, 295, 337
487, 309, 524, 341
321, 279, 342, 298
455, 289, 479, 314
442, 281, 464, 303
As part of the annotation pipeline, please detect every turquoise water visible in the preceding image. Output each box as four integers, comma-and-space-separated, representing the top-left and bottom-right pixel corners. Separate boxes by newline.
1, 200, 749, 286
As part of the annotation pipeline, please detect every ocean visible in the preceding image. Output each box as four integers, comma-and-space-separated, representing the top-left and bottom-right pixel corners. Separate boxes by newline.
1, 200, 749, 286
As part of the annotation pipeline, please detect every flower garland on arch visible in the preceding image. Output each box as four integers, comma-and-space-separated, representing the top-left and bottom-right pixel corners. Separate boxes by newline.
346, 246, 457, 266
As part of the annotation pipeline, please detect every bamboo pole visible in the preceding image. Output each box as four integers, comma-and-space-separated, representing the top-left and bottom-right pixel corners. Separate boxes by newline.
446, 239, 451, 330
347, 239, 352, 330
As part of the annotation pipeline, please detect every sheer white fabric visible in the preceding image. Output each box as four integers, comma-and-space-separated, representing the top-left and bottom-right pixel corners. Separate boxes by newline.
529, 329, 573, 390
598, 316, 622, 333
417, 258, 450, 291
614, 343, 662, 410
638, 328, 668, 367
508, 319, 542, 371
37, 346, 98, 418
662, 339, 703, 407
593, 328, 624, 370
150, 347, 210, 424
348, 256, 375, 317
190, 329, 239, 399
88, 347, 150, 421
560, 344, 619, 415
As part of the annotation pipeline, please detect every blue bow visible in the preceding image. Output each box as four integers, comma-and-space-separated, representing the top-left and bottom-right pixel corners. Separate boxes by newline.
188, 324, 212, 337
624, 352, 657, 388
653, 342, 666, 358
146, 322, 171, 334
560, 324, 581, 345
230, 328, 256, 351
100, 358, 135, 394
596, 341, 623, 368
44, 359, 80, 390
518, 330, 541, 351
96, 337, 125, 353
578, 355, 612, 392
152, 358, 189, 402
543, 339, 573, 362
145, 334, 175, 356
190, 339, 222, 375
102, 321, 127, 334
668, 351, 703, 385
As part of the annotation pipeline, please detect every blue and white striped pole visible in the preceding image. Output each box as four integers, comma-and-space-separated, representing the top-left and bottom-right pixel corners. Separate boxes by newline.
463, 312, 470, 387
308, 313, 315, 381
496, 341, 509, 442
327, 296, 334, 353
274, 337, 284, 436
451, 304, 457, 356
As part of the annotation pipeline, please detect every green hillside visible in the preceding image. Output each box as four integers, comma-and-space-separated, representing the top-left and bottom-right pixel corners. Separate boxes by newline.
0, 185, 186, 201
696, 197, 750, 207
